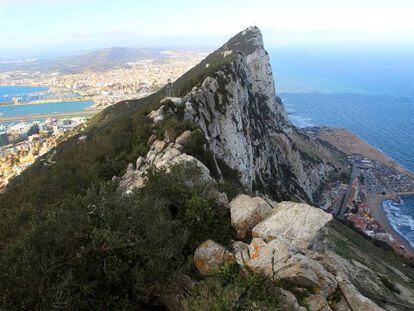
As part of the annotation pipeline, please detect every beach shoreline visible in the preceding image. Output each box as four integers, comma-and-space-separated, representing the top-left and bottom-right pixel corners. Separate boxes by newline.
367, 192, 414, 257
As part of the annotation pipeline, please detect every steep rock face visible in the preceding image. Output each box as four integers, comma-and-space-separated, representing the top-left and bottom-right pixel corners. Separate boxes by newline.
181, 27, 343, 202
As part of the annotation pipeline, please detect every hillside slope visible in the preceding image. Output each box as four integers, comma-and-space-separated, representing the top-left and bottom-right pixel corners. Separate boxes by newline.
0, 27, 412, 310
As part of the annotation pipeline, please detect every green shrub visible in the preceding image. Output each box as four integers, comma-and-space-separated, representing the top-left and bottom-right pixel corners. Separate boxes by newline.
0, 164, 234, 310
183, 265, 281, 311
154, 117, 198, 141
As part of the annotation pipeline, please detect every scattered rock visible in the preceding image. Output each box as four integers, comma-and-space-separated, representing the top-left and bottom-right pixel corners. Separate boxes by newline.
245, 238, 274, 276
232, 241, 250, 275
276, 288, 303, 311
230, 194, 274, 239
194, 240, 235, 276
276, 254, 321, 289
148, 105, 165, 125
171, 154, 213, 183
135, 156, 146, 170
216, 192, 229, 210
305, 293, 332, 311
175, 130, 192, 146
276, 253, 337, 298
336, 271, 384, 311
252, 201, 333, 248
161, 97, 182, 105
147, 134, 157, 146
152, 140, 167, 153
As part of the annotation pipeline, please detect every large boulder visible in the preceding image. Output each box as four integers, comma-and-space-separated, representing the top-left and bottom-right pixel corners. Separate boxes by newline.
175, 130, 192, 146
276, 288, 305, 311
148, 105, 165, 125
171, 154, 213, 183
230, 194, 275, 239
239, 238, 337, 297
252, 201, 333, 249
305, 294, 332, 311
194, 240, 235, 276
276, 253, 321, 289
275, 253, 337, 297
244, 238, 275, 276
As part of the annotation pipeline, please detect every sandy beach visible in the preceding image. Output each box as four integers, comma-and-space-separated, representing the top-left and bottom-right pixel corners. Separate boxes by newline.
367, 192, 414, 257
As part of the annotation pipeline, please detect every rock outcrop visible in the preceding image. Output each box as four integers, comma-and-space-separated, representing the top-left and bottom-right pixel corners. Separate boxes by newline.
119, 128, 213, 192
211, 194, 384, 311
119, 27, 395, 310
252, 201, 333, 248
229, 194, 275, 239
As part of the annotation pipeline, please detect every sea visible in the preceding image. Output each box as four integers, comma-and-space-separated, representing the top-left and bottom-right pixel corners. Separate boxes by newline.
0, 85, 48, 103
0, 86, 93, 118
383, 197, 414, 248
268, 44, 414, 247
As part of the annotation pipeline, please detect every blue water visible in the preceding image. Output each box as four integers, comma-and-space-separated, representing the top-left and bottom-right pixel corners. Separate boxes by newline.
269, 45, 414, 97
0, 100, 94, 117
268, 46, 414, 174
383, 196, 414, 248
268, 45, 414, 246
0, 85, 48, 103
279, 92, 414, 174
0, 86, 93, 118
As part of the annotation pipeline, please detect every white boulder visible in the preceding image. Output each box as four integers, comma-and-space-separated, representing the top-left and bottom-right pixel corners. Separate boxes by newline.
252, 201, 333, 249
230, 194, 274, 239
194, 240, 235, 276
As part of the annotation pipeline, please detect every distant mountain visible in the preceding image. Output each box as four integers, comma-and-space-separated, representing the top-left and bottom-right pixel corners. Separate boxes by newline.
0, 47, 166, 73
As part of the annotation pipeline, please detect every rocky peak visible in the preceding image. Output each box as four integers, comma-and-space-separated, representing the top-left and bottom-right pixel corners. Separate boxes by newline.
220, 26, 264, 56
178, 27, 344, 201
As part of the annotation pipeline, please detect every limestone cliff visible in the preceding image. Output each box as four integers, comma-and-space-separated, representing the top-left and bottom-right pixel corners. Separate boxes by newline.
116, 27, 414, 310
178, 26, 346, 202
120, 27, 347, 202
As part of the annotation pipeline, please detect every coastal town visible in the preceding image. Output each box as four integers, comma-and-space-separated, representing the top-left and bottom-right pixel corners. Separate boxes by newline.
0, 50, 205, 108
0, 50, 206, 189
0, 117, 87, 191
315, 141, 414, 258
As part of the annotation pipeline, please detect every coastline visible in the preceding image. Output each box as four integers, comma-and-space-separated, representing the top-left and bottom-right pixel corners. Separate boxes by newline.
0, 109, 100, 123
0, 97, 94, 107
314, 127, 414, 178
367, 192, 414, 257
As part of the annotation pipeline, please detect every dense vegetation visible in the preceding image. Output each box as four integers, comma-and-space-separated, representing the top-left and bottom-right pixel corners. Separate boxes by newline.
0, 163, 234, 309
182, 264, 281, 310
0, 37, 257, 308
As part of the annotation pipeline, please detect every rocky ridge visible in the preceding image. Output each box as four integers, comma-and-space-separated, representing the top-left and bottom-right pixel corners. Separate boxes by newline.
116, 27, 414, 310
121, 26, 347, 203
180, 26, 346, 202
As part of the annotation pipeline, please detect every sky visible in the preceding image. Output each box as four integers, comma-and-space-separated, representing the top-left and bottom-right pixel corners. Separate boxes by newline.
1, 0, 414, 57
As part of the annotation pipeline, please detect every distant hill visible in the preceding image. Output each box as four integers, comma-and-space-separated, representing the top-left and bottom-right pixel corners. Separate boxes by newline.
0, 47, 166, 73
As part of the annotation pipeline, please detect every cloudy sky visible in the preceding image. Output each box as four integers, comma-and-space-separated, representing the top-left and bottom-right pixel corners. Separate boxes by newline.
1, 0, 414, 53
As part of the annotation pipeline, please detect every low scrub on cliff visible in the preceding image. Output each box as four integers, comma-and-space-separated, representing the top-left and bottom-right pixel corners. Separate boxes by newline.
183, 265, 281, 311
0, 164, 233, 310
